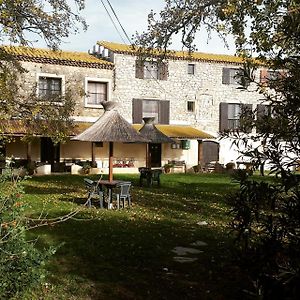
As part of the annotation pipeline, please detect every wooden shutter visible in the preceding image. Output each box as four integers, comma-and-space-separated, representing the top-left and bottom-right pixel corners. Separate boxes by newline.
257, 104, 268, 120
132, 99, 143, 123
241, 104, 253, 133
202, 141, 219, 165
219, 102, 228, 131
135, 60, 144, 79
256, 104, 268, 133
159, 100, 170, 124
222, 68, 230, 84
158, 62, 168, 80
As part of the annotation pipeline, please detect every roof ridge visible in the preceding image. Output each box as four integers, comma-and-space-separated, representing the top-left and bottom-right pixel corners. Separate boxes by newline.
98, 40, 244, 64
1, 45, 94, 56
1, 45, 114, 69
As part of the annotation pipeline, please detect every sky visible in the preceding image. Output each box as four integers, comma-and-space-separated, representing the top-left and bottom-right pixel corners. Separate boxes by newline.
37, 0, 236, 55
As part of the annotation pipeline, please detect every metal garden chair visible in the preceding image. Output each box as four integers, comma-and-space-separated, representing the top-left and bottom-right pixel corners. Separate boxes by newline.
114, 181, 132, 209
84, 177, 104, 208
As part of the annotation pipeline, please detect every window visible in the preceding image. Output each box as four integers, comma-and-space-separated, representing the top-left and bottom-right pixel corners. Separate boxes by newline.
38, 77, 62, 99
227, 103, 241, 129
84, 78, 110, 108
144, 61, 159, 79
222, 67, 244, 85
188, 63, 195, 75
187, 101, 195, 112
219, 102, 253, 131
135, 60, 168, 80
143, 100, 159, 121
132, 99, 170, 124
86, 81, 107, 105
260, 69, 283, 84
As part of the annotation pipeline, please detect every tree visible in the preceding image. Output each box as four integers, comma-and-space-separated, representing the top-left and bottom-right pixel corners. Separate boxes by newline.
0, 1, 87, 298
0, 0, 87, 143
136, 1, 300, 298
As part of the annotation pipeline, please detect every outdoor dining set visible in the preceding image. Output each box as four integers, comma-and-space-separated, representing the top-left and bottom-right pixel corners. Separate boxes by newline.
84, 177, 132, 209
83, 167, 163, 210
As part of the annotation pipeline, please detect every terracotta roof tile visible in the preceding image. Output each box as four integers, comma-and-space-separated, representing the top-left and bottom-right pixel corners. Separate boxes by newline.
1, 46, 114, 69
98, 41, 244, 64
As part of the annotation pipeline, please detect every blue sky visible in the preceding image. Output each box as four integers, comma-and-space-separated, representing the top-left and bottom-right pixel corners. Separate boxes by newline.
40, 0, 236, 55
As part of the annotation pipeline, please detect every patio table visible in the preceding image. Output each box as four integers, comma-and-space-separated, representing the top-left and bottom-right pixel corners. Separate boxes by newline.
97, 180, 124, 209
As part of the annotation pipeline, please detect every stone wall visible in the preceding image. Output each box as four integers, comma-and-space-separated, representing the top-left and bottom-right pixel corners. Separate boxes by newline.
18, 61, 113, 121
111, 53, 262, 134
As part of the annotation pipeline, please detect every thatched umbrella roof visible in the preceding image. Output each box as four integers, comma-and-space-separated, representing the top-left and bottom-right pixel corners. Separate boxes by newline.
139, 117, 175, 143
72, 102, 148, 181
73, 102, 148, 143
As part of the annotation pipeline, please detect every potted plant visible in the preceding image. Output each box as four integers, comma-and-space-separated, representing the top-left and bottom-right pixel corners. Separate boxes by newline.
81, 161, 91, 175
163, 163, 174, 173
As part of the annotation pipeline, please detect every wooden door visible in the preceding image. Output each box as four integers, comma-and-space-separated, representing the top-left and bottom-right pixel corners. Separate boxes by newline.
40, 137, 60, 171
202, 141, 219, 165
149, 143, 161, 167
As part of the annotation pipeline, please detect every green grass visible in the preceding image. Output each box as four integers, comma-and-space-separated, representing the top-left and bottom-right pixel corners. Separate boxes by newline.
21, 173, 252, 299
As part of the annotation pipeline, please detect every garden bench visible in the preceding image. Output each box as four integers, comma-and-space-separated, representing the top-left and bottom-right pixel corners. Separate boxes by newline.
84, 178, 104, 208
167, 160, 186, 173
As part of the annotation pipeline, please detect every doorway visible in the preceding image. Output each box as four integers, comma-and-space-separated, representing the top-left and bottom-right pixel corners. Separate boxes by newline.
202, 141, 219, 165
40, 137, 60, 171
149, 143, 161, 167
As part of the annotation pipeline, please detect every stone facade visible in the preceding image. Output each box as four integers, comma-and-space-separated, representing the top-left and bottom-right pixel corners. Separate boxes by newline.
3, 43, 267, 171
18, 61, 113, 120
105, 49, 263, 165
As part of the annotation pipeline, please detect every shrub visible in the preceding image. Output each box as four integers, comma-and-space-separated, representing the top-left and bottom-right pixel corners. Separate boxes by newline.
0, 170, 54, 299
227, 171, 300, 298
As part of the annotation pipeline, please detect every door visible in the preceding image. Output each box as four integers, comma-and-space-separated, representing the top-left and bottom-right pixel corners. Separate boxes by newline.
149, 143, 161, 167
202, 141, 219, 165
40, 137, 60, 171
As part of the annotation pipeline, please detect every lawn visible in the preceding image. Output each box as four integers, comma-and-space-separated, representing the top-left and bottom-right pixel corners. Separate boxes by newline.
21, 173, 252, 300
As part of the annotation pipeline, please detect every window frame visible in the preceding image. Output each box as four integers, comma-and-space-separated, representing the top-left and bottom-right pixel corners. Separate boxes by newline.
187, 101, 195, 112
219, 102, 253, 132
84, 77, 111, 108
135, 59, 168, 80
132, 98, 170, 124
37, 73, 65, 102
144, 61, 159, 79
222, 67, 244, 85
227, 103, 241, 129
187, 63, 195, 75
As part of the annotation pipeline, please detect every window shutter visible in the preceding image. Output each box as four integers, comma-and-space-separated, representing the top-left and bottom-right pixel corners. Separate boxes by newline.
222, 68, 230, 84
256, 104, 268, 133
132, 99, 143, 123
241, 104, 253, 133
257, 104, 267, 120
158, 62, 168, 80
219, 102, 228, 131
135, 60, 144, 79
159, 100, 170, 124
260, 69, 268, 84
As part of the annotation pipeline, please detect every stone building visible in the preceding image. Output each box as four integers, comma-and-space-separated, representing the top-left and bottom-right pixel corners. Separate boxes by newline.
96, 41, 266, 168
1, 42, 269, 173
1, 46, 115, 173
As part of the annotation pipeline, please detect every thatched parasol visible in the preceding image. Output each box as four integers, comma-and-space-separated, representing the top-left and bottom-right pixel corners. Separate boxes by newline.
72, 101, 148, 181
139, 117, 175, 168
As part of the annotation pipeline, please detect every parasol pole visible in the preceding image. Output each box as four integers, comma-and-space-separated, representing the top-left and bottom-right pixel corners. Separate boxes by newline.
146, 143, 150, 168
108, 141, 114, 182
